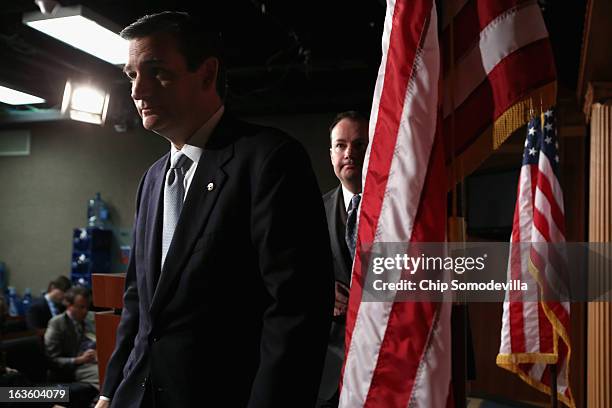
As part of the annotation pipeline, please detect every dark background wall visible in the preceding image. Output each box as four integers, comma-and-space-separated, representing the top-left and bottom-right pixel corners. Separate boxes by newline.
0, 112, 339, 293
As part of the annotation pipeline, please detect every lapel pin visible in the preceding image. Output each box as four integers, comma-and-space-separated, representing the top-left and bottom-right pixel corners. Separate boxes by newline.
207, 182, 215, 191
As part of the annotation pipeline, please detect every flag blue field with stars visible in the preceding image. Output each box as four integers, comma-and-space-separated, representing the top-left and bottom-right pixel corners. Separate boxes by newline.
523, 109, 560, 177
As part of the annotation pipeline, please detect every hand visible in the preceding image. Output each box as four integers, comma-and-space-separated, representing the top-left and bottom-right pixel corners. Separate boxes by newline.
94, 398, 110, 408
75, 349, 96, 365
333, 281, 350, 317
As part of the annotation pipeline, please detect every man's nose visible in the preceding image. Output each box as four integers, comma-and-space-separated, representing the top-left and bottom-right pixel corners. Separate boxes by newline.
131, 75, 152, 101
344, 144, 355, 158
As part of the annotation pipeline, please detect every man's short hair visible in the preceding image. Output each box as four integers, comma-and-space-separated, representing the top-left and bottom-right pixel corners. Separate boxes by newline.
64, 287, 91, 306
329, 110, 368, 136
48, 276, 71, 293
120, 11, 226, 99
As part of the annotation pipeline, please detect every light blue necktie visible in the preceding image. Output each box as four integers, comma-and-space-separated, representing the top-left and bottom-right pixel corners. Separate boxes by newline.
161, 151, 192, 268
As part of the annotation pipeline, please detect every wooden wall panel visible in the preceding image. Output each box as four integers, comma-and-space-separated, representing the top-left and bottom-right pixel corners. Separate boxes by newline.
587, 101, 612, 408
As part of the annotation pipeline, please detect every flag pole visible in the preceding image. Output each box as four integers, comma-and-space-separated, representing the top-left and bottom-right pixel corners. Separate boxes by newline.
538, 106, 559, 408
550, 363, 558, 408
447, 10, 468, 408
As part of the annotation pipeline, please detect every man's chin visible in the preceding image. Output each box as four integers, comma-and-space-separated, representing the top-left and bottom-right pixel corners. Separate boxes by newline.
342, 168, 360, 178
142, 116, 163, 132
142, 120, 175, 140
341, 174, 362, 187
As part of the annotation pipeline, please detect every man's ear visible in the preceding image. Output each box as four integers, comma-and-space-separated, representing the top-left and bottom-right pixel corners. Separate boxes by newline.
198, 57, 219, 90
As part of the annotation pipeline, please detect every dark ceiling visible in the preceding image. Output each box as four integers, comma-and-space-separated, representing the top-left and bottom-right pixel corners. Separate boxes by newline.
0, 0, 586, 126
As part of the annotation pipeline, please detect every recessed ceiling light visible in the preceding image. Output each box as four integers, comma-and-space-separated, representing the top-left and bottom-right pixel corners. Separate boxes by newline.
0, 85, 46, 105
23, 5, 128, 65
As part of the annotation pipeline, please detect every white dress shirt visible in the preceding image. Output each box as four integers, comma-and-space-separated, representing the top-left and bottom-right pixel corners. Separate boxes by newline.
341, 184, 361, 212
169, 105, 225, 199
44, 292, 59, 316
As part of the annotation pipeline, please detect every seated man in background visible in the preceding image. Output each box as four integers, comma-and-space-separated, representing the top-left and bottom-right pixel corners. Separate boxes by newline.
44, 287, 98, 407
26, 275, 72, 330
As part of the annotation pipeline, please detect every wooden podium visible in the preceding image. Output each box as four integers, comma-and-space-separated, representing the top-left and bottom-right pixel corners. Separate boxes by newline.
92, 273, 125, 387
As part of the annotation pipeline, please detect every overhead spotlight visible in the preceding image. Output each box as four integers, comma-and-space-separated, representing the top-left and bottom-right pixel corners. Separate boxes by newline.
23, 5, 127, 65
0, 85, 46, 105
61, 80, 110, 125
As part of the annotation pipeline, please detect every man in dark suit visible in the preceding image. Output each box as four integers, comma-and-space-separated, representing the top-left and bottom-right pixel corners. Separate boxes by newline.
317, 111, 369, 408
26, 275, 71, 330
96, 12, 333, 408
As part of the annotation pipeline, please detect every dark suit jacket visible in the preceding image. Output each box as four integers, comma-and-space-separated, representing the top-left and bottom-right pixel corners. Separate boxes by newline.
26, 297, 63, 330
323, 186, 352, 286
102, 114, 334, 408
318, 185, 353, 401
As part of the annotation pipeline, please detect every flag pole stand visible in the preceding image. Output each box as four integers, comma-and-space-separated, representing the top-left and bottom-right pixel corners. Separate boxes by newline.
550, 363, 558, 408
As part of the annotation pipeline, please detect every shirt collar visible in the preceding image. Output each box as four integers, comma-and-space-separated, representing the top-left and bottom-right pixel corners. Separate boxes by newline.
44, 293, 56, 311
170, 105, 225, 164
341, 184, 361, 212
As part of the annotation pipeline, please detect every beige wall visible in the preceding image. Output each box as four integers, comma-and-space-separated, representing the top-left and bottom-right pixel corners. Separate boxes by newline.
0, 112, 338, 294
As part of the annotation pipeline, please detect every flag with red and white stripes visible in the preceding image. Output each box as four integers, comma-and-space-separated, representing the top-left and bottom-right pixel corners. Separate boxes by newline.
441, 0, 557, 185
496, 110, 574, 407
339, 0, 558, 405
339, 0, 452, 407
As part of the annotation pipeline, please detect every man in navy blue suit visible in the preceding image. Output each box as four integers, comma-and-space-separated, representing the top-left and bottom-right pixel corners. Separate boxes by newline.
26, 275, 71, 330
96, 12, 333, 408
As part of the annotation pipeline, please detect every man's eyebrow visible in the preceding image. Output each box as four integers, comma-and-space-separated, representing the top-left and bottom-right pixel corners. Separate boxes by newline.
123, 58, 164, 73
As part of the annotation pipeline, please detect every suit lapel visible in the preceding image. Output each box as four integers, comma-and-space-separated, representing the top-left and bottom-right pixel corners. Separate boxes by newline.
328, 186, 352, 284
63, 314, 79, 353
149, 117, 235, 320
44, 301, 52, 320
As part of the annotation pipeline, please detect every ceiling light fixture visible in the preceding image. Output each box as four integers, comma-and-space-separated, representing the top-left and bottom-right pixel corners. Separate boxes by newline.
0, 85, 46, 105
23, 5, 128, 65
61, 80, 110, 125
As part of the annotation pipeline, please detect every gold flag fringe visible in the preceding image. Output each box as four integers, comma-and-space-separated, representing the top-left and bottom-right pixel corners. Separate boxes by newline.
447, 81, 557, 189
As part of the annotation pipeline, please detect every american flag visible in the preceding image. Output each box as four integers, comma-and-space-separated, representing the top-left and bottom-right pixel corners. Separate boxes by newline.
442, 0, 557, 185
497, 110, 575, 407
340, 0, 558, 406
339, 1, 452, 407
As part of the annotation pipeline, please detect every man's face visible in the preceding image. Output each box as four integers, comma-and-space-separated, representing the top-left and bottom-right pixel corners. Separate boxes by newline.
330, 118, 369, 190
67, 295, 89, 322
123, 32, 216, 139
48, 288, 65, 303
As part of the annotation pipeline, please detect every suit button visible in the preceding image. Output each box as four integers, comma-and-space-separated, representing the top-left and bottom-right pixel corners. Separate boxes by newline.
156, 387, 164, 393
152, 337, 158, 342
